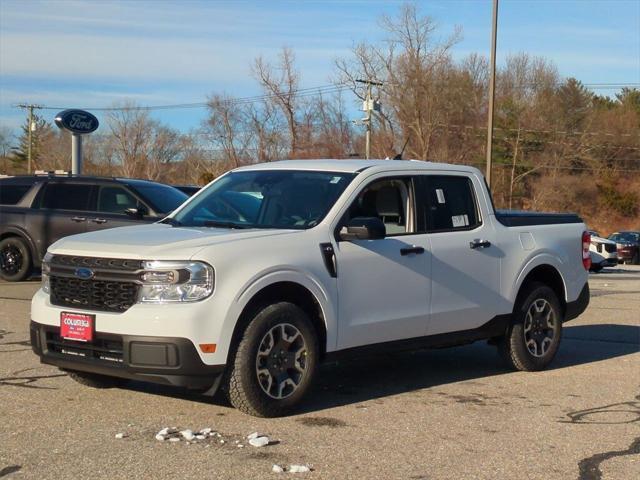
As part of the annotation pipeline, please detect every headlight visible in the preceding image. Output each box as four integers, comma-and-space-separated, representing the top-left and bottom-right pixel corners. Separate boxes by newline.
41, 252, 51, 294
138, 261, 214, 303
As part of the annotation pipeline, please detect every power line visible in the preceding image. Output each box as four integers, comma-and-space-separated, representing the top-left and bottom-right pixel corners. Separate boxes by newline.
20, 81, 640, 113
34, 83, 352, 112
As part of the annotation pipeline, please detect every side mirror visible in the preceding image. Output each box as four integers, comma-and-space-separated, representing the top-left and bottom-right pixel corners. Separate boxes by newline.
339, 217, 386, 241
124, 206, 147, 219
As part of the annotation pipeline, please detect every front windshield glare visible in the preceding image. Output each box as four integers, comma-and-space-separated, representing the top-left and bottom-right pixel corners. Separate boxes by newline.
172, 170, 355, 229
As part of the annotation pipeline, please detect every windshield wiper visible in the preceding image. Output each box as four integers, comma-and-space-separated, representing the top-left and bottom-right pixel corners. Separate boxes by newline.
203, 220, 253, 229
160, 217, 182, 227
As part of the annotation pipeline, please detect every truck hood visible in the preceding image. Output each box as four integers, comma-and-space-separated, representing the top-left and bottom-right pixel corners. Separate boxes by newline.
48, 223, 299, 260
591, 235, 616, 245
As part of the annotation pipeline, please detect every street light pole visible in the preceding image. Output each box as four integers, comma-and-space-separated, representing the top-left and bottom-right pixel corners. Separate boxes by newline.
486, 0, 499, 187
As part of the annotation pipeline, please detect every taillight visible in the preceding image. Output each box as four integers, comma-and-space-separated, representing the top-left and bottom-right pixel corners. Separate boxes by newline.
582, 231, 591, 270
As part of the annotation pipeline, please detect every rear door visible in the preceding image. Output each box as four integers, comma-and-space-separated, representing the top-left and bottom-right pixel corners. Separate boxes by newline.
415, 173, 504, 336
30, 182, 95, 253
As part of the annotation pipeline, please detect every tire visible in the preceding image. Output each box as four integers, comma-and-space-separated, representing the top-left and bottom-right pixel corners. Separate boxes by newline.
632, 252, 640, 265
590, 264, 603, 273
498, 282, 563, 372
65, 370, 128, 389
0, 236, 32, 282
225, 302, 319, 417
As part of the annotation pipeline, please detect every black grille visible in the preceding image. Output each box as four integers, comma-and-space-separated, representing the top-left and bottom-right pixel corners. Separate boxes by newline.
50, 276, 139, 312
50, 255, 143, 271
604, 243, 617, 253
45, 331, 123, 364
48, 255, 142, 313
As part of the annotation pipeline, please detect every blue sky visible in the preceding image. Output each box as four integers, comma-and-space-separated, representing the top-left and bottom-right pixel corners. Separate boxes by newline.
1, 0, 638, 135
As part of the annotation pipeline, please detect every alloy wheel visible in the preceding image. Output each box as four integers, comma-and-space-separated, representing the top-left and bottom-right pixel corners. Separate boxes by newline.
255, 323, 308, 399
523, 298, 557, 357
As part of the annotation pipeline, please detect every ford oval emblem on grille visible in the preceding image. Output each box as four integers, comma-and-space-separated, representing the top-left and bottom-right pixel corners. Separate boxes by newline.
75, 267, 94, 280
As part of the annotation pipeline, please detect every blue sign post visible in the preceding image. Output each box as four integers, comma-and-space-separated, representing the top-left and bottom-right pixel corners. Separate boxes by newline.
54, 109, 99, 175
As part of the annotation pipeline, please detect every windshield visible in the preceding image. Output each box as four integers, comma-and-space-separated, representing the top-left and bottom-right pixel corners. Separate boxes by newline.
172, 170, 355, 229
132, 184, 189, 214
609, 232, 639, 243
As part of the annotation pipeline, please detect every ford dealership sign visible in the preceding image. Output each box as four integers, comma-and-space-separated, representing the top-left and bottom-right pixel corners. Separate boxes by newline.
54, 109, 99, 134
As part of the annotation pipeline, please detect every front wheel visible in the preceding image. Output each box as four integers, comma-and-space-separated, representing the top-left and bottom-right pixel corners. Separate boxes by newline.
0, 236, 32, 282
225, 302, 319, 417
498, 282, 563, 371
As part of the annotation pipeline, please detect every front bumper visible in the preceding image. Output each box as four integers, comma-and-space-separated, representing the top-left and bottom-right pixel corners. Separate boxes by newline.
30, 321, 225, 389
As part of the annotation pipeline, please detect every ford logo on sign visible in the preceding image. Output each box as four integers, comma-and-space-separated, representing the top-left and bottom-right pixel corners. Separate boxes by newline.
75, 267, 94, 280
54, 109, 99, 135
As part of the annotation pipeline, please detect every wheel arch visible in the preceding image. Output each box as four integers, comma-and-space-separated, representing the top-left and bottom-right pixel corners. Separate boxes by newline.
227, 279, 330, 365
514, 263, 567, 316
0, 227, 39, 267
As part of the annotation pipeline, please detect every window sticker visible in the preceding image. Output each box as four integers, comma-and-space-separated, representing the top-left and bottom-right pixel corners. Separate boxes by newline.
435, 188, 446, 204
451, 214, 469, 228
330, 176, 342, 184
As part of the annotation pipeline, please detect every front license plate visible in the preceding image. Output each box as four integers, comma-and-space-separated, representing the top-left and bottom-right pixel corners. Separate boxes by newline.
60, 312, 95, 342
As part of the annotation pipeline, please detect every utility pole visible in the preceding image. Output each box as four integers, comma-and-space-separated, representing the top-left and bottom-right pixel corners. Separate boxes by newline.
356, 79, 383, 159
16, 104, 43, 174
485, 0, 499, 187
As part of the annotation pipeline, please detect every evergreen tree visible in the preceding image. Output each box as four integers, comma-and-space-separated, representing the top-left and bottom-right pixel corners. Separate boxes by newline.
12, 113, 53, 171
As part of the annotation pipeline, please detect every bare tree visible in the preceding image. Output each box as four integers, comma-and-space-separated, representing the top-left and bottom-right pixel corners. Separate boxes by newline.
253, 47, 300, 157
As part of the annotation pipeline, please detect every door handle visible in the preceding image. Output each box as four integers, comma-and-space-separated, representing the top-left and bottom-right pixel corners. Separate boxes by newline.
70, 216, 86, 222
469, 239, 491, 249
90, 218, 107, 224
400, 246, 425, 256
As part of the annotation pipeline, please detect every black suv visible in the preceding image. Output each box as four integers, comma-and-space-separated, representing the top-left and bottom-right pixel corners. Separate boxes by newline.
0, 175, 188, 281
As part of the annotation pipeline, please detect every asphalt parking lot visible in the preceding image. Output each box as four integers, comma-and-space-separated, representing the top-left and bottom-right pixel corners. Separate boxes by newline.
1, 268, 638, 480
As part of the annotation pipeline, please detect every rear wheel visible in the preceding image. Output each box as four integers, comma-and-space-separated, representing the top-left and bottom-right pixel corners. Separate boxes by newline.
65, 370, 128, 389
632, 252, 640, 265
225, 302, 319, 417
0, 236, 32, 282
498, 282, 563, 371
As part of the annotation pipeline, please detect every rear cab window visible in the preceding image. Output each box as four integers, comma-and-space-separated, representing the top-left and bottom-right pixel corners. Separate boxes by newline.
416, 174, 481, 233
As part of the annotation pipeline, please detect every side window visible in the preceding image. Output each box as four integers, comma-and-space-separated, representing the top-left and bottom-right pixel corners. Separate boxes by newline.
0, 184, 31, 205
418, 175, 480, 232
97, 186, 140, 214
344, 178, 413, 235
41, 183, 93, 211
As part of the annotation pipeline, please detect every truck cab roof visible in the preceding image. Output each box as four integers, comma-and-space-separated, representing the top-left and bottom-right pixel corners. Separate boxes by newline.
235, 159, 483, 175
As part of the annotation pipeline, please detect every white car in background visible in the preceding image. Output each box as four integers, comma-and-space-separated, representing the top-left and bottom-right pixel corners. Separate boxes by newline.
588, 230, 618, 272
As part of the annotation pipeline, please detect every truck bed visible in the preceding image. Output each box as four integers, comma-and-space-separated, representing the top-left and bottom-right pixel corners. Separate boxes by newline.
495, 210, 583, 227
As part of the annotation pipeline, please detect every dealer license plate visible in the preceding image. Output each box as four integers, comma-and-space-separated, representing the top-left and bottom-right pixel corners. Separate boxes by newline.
60, 312, 94, 342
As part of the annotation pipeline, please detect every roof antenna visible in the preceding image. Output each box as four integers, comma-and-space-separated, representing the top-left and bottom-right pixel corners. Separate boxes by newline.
393, 136, 410, 160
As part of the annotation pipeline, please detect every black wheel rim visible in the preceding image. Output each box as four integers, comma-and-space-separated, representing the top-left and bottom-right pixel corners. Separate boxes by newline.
523, 298, 557, 357
0, 244, 23, 276
255, 323, 307, 399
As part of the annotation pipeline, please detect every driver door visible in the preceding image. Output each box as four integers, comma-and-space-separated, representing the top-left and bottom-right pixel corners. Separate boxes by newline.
334, 176, 431, 350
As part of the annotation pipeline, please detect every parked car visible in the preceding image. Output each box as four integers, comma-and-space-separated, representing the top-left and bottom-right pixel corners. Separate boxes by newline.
173, 185, 201, 196
30, 159, 590, 417
587, 230, 618, 272
0, 174, 188, 281
608, 231, 640, 264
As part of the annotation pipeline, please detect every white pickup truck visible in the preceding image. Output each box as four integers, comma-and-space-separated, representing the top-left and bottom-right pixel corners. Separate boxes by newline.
31, 160, 591, 417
